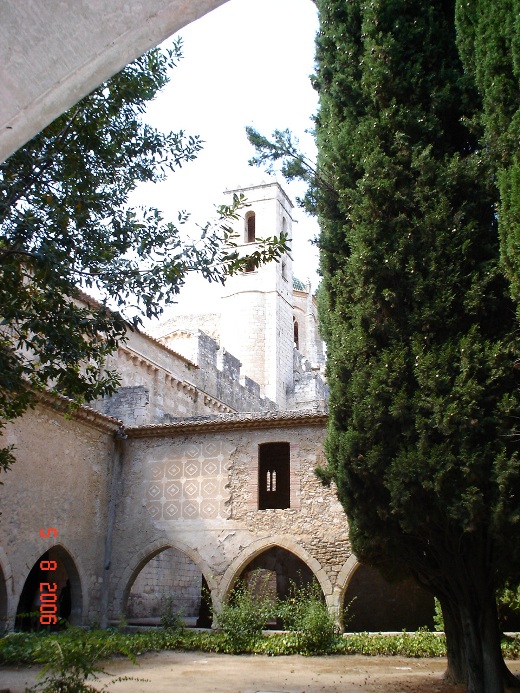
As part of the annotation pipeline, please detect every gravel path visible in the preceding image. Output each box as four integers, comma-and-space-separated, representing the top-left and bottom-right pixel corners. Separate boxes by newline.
3, 651, 520, 692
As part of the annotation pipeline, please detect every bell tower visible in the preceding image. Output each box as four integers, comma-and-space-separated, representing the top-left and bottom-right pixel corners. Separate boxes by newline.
220, 182, 295, 408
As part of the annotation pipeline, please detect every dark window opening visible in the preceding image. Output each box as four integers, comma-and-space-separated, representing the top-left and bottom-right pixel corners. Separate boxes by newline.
258, 442, 290, 510
246, 212, 256, 243
293, 319, 299, 349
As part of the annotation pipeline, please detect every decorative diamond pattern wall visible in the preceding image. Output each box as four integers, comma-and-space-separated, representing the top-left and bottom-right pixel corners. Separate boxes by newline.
144, 442, 232, 520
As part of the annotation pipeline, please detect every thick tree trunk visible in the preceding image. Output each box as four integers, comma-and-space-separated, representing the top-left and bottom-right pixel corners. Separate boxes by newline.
459, 599, 487, 693
480, 595, 509, 692
441, 597, 467, 684
435, 569, 519, 692
432, 551, 520, 693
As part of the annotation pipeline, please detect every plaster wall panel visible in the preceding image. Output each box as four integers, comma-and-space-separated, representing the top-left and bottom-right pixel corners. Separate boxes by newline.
0, 0, 229, 161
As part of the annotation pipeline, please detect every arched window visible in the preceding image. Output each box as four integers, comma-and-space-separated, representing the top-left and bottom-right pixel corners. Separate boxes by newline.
258, 442, 290, 510
293, 319, 299, 349
245, 211, 256, 243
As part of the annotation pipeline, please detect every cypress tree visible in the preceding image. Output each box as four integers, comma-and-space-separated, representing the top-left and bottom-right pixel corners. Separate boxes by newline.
314, 1, 520, 690
455, 0, 520, 308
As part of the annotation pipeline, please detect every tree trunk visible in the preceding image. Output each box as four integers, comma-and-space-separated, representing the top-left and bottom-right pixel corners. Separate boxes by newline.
480, 594, 509, 692
458, 598, 487, 693
455, 586, 515, 692
435, 571, 519, 692
441, 597, 467, 684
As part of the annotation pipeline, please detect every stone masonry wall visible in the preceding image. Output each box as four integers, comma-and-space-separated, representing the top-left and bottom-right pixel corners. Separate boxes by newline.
226, 424, 351, 588
94, 325, 276, 426
0, 401, 118, 628
288, 349, 329, 411
107, 417, 352, 621
127, 547, 202, 623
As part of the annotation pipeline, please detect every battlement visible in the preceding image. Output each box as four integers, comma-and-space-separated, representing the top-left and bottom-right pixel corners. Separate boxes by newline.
94, 322, 277, 426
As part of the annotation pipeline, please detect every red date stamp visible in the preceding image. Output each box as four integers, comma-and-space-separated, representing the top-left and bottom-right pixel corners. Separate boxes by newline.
39, 527, 58, 626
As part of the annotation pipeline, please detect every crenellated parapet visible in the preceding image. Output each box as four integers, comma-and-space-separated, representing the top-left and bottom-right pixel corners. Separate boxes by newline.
93, 324, 276, 426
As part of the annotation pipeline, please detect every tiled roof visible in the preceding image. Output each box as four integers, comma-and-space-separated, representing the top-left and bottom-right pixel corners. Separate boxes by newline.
36, 390, 123, 433
125, 409, 328, 437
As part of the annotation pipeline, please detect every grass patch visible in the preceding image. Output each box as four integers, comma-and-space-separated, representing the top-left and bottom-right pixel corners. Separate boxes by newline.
3, 627, 520, 665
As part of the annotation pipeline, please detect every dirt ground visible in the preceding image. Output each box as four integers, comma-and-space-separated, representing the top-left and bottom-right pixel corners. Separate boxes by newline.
3, 652, 520, 693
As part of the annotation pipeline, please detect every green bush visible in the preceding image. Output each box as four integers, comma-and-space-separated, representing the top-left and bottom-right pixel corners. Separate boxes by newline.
23, 627, 146, 692
340, 628, 446, 658
5, 620, 520, 664
159, 595, 184, 632
277, 580, 340, 654
433, 598, 444, 632
215, 570, 276, 653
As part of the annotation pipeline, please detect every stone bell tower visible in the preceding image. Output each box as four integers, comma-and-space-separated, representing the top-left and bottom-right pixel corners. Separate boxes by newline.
220, 182, 295, 409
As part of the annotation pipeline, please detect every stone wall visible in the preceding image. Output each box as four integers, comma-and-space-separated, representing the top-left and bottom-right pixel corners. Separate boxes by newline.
0, 401, 434, 631
106, 413, 352, 621
94, 324, 276, 426
127, 547, 203, 624
293, 286, 326, 370
0, 398, 120, 628
288, 348, 329, 410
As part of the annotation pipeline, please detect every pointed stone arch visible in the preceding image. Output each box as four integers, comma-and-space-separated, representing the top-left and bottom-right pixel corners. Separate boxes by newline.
339, 559, 435, 632
114, 538, 217, 623
219, 536, 334, 610
15, 544, 83, 629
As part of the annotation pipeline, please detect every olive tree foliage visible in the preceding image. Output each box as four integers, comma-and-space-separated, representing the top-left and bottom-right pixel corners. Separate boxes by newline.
455, 0, 520, 308
0, 40, 288, 475
248, 1, 520, 690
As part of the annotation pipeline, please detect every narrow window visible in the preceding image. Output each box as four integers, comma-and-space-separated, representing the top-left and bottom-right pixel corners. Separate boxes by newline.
258, 443, 290, 510
293, 319, 299, 350
245, 212, 256, 243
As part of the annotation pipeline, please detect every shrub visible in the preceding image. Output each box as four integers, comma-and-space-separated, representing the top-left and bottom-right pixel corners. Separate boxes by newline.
215, 570, 276, 653
23, 627, 146, 692
159, 595, 183, 632
277, 580, 340, 654
433, 598, 444, 632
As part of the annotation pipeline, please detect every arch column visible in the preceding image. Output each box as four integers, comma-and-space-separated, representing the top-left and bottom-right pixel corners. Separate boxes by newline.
333, 554, 360, 630
0, 547, 14, 630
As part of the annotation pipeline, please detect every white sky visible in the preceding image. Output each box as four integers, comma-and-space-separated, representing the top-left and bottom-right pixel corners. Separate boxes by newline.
131, 0, 320, 318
